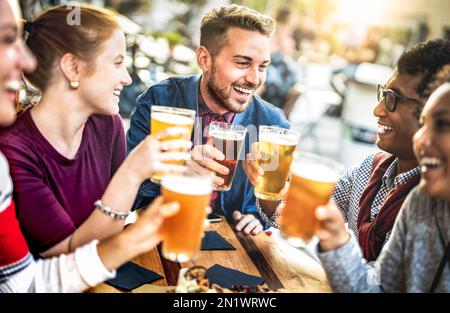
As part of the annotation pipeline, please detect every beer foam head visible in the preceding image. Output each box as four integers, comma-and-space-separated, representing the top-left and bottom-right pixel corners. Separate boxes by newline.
152, 112, 194, 126
260, 132, 298, 146
291, 157, 342, 183
162, 175, 212, 195
209, 130, 245, 141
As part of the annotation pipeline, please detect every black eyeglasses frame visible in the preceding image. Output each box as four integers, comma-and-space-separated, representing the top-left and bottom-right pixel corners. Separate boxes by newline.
377, 84, 421, 112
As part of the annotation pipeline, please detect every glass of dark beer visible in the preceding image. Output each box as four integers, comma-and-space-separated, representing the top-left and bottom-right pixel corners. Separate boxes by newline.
208, 122, 247, 191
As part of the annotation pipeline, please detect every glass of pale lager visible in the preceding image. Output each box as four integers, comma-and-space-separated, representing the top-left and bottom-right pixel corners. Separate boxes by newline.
254, 126, 300, 201
208, 122, 247, 191
279, 152, 344, 247
160, 173, 213, 262
150, 105, 196, 183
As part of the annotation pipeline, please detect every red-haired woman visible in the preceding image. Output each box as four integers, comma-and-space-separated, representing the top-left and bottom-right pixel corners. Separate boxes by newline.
0, 1, 187, 293
0, 5, 191, 259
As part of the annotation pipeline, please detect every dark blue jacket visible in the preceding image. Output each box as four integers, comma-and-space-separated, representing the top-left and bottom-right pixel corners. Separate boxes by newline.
126, 75, 290, 227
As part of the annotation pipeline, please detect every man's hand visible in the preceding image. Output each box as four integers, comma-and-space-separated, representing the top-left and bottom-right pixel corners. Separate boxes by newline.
315, 200, 350, 252
187, 143, 229, 186
242, 142, 264, 186
232, 210, 263, 236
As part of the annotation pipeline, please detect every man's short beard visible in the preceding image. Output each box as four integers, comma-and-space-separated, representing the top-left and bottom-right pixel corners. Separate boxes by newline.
206, 64, 251, 113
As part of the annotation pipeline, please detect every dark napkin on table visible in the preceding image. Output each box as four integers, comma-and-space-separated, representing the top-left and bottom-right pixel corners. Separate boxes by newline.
106, 261, 163, 291
201, 231, 236, 250
206, 264, 264, 288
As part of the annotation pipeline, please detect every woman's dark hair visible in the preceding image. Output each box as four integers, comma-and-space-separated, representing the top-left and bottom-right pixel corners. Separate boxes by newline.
426, 64, 450, 95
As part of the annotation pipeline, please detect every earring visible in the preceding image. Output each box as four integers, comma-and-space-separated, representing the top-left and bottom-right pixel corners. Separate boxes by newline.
69, 81, 79, 90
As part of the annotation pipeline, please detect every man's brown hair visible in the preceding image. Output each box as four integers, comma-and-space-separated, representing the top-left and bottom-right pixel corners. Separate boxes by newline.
200, 4, 275, 56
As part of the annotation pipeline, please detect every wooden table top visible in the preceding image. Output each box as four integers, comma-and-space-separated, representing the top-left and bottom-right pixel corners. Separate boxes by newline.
89, 217, 331, 293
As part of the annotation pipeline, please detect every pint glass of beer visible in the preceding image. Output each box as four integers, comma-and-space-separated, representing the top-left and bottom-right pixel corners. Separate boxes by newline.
279, 152, 344, 247
208, 122, 247, 191
150, 106, 196, 183
160, 174, 213, 262
254, 126, 300, 201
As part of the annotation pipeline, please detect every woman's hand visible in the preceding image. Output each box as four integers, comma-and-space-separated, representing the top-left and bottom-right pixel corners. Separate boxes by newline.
123, 196, 179, 251
97, 196, 179, 271
126, 127, 193, 182
123, 200, 212, 257
243, 142, 264, 186
315, 200, 350, 252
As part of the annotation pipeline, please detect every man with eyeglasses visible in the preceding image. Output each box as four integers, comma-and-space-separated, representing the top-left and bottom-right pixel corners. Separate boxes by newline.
330, 38, 450, 262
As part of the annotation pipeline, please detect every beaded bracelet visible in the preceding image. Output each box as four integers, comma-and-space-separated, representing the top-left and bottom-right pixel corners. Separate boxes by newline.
94, 200, 130, 220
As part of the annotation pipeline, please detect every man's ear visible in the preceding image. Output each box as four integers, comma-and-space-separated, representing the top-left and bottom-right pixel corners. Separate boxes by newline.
59, 53, 81, 85
196, 46, 212, 73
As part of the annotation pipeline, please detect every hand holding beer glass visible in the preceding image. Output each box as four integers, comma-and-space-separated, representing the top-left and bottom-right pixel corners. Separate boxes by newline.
254, 126, 300, 201
129, 127, 193, 182
279, 152, 344, 248
160, 173, 213, 262
208, 122, 247, 191
150, 106, 196, 183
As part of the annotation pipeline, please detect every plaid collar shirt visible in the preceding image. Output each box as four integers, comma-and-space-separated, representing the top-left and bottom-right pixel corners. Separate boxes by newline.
195, 93, 235, 145
332, 154, 420, 243
196, 93, 235, 209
